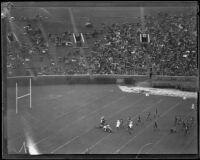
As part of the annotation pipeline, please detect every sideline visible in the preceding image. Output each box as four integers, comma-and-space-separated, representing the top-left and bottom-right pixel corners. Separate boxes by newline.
118, 86, 197, 99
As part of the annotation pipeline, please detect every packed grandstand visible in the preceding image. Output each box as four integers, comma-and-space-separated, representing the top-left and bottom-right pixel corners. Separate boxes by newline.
5, 6, 197, 77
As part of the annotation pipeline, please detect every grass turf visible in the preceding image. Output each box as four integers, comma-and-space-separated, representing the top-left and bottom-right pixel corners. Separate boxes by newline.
7, 84, 197, 154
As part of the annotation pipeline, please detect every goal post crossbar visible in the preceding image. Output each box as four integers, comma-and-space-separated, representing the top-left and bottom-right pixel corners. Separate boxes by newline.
17, 93, 30, 99
16, 78, 32, 114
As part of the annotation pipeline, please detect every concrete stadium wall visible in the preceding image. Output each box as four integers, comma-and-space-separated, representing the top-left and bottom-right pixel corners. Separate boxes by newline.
6, 75, 198, 92
153, 75, 197, 82
152, 76, 198, 92
7, 75, 149, 87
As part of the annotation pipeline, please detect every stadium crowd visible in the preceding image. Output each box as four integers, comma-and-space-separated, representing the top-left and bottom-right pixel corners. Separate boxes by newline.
7, 10, 197, 76
87, 10, 197, 76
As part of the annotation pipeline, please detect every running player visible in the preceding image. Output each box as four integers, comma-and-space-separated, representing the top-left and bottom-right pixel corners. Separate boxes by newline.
154, 121, 158, 130
120, 118, 124, 128
146, 112, 151, 121
138, 115, 141, 123
127, 116, 131, 128
182, 120, 186, 129
136, 115, 141, 126
100, 116, 106, 124
154, 108, 159, 118
174, 115, 178, 126
185, 125, 189, 135
128, 120, 133, 134
103, 124, 112, 133
100, 116, 106, 127
116, 119, 121, 129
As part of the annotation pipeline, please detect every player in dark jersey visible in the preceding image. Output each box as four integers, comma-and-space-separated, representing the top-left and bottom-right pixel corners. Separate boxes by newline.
154, 121, 158, 130
174, 115, 178, 126
146, 112, 151, 121
100, 116, 106, 127
120, 118, 124, 128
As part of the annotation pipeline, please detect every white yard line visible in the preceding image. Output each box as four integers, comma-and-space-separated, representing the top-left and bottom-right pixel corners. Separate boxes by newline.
34, 95, 127, 147
136, 142, 153, 157
81, 134, 111, 154
18, 143, 24, 153
46, 92, 111, 124
33, 136, 49, 146
8, 87, 77, 144
13, 92, 120, 149
113, 100, 183, 154
50, 136, 79, 154
50, 95, 147, 153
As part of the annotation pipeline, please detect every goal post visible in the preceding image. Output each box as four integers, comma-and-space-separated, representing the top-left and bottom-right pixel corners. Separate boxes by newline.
16, 78, 32, 114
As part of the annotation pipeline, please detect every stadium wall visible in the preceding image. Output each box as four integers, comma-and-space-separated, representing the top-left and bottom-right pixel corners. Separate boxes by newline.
152, 75, 198, 92
7, 75, 198, 92
6, 75, 148, 86
153, 75, 197, 82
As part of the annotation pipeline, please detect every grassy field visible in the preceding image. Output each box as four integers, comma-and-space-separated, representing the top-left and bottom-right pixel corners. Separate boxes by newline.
7, 84, 197, 154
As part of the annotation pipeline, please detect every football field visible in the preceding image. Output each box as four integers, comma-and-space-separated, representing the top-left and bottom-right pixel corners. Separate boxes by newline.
7, 84, 197, 154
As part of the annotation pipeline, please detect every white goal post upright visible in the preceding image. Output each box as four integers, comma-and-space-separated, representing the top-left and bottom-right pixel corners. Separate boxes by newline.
16, 82, 18, 114
30, 78, 32, 109
16, 78, 32, 114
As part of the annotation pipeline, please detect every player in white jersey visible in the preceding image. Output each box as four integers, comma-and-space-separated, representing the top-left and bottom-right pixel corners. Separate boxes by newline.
103, 124, 112, 133
128, 120, 133, 134
116, 119, 121, 129
100, 116, 106, 127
